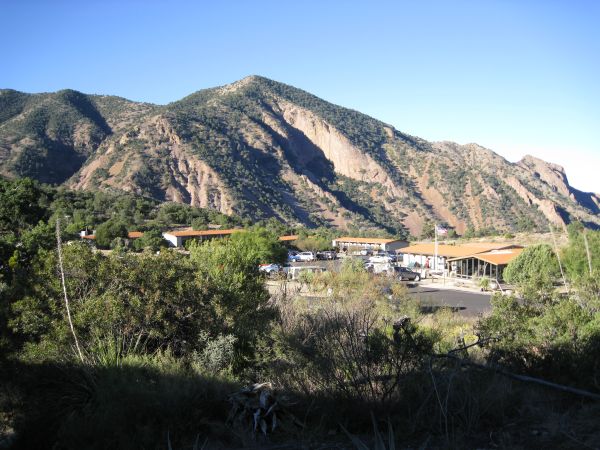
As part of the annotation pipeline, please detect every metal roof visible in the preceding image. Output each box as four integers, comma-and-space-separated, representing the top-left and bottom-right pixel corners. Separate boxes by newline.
401, 242, 520, 258
278, 235, 299, 241
334, 236, 403, 244
163, 228, 240, 237
447, 248, 524, 265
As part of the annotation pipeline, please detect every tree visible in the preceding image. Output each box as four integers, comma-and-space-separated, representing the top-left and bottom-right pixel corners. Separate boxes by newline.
420, 221, 435, 239
296, 235, 330, 253
10, 243, 213, 360
228, 228, 288, 265
191, 217, 209, 230
503, 244, 560, 295
188, 230, 279, 366
133, 229, 168, 252
0, 177, 47, 235
95, 219, 128, 248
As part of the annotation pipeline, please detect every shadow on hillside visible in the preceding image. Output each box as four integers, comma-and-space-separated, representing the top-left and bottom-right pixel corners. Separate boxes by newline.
0, 360, 241, 450
570, 187, 600, 215
3, 338, 600, 449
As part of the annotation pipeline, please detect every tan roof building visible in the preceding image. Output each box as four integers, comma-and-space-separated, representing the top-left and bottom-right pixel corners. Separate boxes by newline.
401, 242, 515, 258
450, 248, 524, 266
162, 228, 242, 247
400, 242, 523, 272
80, 231, 143, 240
332, 236, 409, 252
446, 247, 524, 280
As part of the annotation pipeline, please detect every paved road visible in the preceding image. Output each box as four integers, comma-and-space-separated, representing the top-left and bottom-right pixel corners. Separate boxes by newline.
407, 285, 491, 317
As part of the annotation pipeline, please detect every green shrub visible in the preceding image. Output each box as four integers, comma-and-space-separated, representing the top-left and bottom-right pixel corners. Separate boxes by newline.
95, 218, 128, 248
132, 228, 168, 251
503, 244, 560, 295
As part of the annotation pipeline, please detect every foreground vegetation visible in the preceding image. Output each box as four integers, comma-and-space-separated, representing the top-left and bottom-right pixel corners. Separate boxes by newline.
1, 178, 599, 449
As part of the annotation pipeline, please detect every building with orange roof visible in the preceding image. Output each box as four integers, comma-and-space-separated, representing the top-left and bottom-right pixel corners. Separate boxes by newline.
446, 248, 524, 280
79, 230, 143, 240
162, 228, 242, 247
400, 242, 522, 274
162, 229, 300, 248
278, 235, 298, 242
332, 236, 408, 253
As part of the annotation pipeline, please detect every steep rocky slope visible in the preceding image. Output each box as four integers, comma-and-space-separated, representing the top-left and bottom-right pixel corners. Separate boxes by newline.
0, 77, 598, 235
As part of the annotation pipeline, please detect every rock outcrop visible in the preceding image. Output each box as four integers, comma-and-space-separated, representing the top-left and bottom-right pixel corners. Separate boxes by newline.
1, 77, 598, 234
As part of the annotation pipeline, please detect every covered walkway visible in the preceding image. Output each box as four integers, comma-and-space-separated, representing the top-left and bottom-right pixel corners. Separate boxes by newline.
447, 248, 523, 281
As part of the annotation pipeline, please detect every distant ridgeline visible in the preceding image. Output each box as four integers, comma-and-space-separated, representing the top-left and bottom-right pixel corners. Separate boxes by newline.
1, 77, 598, 237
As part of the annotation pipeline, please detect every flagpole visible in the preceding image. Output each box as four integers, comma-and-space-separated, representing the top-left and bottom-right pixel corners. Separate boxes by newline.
434, 224, 438, 271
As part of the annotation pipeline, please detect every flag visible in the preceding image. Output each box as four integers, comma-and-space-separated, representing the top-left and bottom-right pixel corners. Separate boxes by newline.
435, 225, 448, 235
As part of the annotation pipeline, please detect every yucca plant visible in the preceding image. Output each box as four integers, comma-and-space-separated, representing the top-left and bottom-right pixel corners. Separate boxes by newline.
228, 382, 299, 435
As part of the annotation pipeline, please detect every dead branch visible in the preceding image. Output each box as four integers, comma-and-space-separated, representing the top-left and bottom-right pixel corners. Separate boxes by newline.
56, 218, 85, 363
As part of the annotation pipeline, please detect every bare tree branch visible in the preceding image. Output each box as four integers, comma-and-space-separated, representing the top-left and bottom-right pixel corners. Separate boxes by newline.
56, 219, 85, 363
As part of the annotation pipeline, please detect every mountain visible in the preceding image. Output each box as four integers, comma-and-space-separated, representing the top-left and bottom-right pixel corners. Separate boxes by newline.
1, 76, 598, 235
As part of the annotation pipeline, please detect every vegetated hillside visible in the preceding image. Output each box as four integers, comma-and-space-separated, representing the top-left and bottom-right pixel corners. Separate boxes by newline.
1, 77, 598, 236
0, 88, 156, 184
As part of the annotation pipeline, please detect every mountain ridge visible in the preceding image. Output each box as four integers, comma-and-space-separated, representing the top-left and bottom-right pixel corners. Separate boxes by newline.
1, 77, 598, 235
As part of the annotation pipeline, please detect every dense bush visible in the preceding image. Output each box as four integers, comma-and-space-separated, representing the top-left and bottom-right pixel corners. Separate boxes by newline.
94, 218, 128, 248
188, 230, 283, 368
503, 244, 560, 284
478, 228, 600, 390
132, 228, 168, 251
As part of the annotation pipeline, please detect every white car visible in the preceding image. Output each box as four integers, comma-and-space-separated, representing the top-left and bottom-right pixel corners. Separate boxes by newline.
297, 251, 316, 262
369, 254, 393, 264
259, 263, 283, 275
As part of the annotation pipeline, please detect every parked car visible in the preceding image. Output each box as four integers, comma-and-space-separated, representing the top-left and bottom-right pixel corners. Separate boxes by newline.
393, 266, 421, 281
297, 251, 316, 262
372, 263, 396, 275
287, 251, 301, 262
370, 250, 398, 262
317, 250, 337, 260
386, 252, 398, 262
259, 263, 283, 275
369, 254, 393, 264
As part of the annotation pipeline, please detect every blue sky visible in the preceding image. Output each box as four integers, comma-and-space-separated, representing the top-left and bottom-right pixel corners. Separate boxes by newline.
2, 0, 599, 192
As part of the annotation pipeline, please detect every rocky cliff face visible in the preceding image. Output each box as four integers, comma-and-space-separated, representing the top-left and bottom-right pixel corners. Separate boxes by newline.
518, 155, 571, 197
517, 155, 600, 218
1, 76, 598, 235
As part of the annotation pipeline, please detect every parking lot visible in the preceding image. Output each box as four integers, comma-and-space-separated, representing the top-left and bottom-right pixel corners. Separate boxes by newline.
280, 258, 493, 317
407, 285, 491, 317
